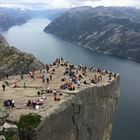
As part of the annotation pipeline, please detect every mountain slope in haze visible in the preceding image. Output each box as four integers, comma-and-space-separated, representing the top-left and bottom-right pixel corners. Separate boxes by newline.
0, 8, 31, 31
0, 7, 66, 31
30, 9, 67, 20
0, 34, 43, 79
44, 6, 140, 62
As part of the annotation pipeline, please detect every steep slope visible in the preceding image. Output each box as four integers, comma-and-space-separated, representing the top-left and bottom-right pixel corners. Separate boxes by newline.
44, 6, 140, 62
0, 34, 43, 79
22, 76, 120, 140
0, 8, 31, 31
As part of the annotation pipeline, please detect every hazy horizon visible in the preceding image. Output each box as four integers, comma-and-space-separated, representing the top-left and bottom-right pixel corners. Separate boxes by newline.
0, 0, 140, 10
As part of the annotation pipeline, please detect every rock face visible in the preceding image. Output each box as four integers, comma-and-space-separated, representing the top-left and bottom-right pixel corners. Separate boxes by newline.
26, 76, 120, 140
44, 6, 140, 62
0, 34, 43, 79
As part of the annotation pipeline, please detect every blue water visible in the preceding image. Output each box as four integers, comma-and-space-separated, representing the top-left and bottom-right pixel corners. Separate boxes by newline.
2, 18, 140, 140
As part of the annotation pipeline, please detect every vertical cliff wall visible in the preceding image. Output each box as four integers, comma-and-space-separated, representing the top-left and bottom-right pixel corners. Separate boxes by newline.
31, 76, 120, 140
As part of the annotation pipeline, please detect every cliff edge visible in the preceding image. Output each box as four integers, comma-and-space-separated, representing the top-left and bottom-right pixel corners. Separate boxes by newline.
35, 76, 120, 140
0, 59, 120, 140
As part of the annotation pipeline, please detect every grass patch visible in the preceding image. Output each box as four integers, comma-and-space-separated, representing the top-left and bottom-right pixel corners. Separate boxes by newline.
4, 132, 15, 140
17, 113, 41, 130
0, 131, 16, 140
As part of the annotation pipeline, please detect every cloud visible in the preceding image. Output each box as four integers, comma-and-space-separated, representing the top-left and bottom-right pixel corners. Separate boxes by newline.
0, 0, 140, 9
89, 0, 140, 8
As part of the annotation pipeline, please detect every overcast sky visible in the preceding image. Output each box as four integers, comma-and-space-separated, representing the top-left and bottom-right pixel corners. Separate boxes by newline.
0, 0, 140, 9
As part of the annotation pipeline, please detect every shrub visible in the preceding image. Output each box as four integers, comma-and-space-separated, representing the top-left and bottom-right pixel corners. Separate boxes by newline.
17, 113, 41, 130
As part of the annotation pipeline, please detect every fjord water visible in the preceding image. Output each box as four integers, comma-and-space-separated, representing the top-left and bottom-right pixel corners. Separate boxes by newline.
2, 18, 140, 140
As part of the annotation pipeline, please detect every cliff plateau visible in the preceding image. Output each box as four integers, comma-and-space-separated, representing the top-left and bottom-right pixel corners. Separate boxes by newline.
26, 76, 120, 140
0, 53, 120, 140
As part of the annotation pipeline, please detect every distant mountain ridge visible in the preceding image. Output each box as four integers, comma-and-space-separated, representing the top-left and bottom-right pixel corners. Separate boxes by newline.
44, 6, 140, 62
0, 8, 31, 31
0, 7, 66, 31
29, 9, 67, 20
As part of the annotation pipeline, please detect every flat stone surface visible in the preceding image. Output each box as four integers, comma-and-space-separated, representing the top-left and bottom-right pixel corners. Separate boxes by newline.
0, 62, 115, 122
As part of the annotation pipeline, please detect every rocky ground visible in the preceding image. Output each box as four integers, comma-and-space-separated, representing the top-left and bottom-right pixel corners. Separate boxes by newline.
0, 60, 116, 123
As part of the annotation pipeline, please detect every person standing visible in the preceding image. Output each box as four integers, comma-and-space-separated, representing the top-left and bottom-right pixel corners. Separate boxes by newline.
2, 84, 6, 91
50, 74, 52, 81
46, 78, 49, 84
5, 74, 9, 80
24, 82, 26, 88
20, 71, 24, 80
11, 99, 15, 108
42, 75, 45, 84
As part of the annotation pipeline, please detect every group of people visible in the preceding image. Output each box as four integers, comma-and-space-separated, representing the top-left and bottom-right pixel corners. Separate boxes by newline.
58, 59, 118, 91
60, 81, 75, 90
59, 60, 93, 90
53, 91, 63, 101
90, 74, 102, 84
41, 73, 52, 84
4, 99, 15, 108
27, 98, 44, 109
1, 57, 118, 112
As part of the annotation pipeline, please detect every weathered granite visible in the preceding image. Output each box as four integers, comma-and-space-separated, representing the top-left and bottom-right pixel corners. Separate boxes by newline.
24, 75, 120, 140
0, 110, 9, 126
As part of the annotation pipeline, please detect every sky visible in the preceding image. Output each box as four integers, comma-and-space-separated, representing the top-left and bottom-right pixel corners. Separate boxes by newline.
0, 0, 140, 9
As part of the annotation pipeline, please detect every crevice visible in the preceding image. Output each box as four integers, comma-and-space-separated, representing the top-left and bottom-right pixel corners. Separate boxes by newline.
72, 103, 81, 114
72, 103, 80, 140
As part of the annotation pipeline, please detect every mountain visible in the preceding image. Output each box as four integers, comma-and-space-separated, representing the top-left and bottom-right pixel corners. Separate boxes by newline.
29, 9, 67, 20
44, 6, 140, 62
0, 7, 66, 31
0, 34, 43, 79
0, 8, 31, 31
